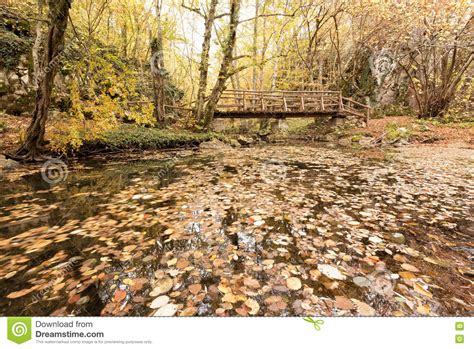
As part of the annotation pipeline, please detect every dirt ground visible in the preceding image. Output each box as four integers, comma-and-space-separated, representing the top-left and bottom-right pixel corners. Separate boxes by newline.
353, 116, 474, 146
0, 114, 30, 154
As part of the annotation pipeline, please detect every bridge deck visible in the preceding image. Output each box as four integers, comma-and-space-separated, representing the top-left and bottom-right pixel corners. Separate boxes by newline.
214, 110, 346, 119
214, 89, 371, 125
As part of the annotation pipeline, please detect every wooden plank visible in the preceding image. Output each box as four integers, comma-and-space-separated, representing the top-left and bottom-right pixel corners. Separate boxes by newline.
224, 89, 340, 94
214, 110, 343, 119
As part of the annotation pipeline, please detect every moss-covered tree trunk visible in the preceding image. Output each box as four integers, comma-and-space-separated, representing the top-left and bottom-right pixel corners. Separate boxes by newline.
10, 0, 72, 161
201, 0, 241, 128
195, 0, 218, 124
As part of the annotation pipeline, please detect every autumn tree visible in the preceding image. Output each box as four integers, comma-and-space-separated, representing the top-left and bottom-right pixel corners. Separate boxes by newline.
201, 0, 241, 128
151, 0, 167, 124
183, 0, 220, 124
395, 5, 473, 118
10, 0, 73, 161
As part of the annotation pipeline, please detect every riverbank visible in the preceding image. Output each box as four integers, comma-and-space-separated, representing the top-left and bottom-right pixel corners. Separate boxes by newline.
0, 114, 231, 156
1, 114, 473, 160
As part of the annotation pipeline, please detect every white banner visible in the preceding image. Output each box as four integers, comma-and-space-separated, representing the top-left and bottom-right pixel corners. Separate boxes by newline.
1, 317, 470, 348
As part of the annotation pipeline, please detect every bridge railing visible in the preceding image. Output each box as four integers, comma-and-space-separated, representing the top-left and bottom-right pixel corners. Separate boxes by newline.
217, 89, 344, 113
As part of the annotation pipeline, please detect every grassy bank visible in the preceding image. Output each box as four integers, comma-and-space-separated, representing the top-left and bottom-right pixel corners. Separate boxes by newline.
84, 124, 228, 152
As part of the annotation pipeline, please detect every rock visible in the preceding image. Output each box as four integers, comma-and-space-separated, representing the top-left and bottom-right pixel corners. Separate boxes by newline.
0, 156, 21, 171
237, 135, 254, 146
358, 136, 373, 147
7, 72, 20, 84
328, 117, 345, 127
210, 119, 227, 132
199, 139, 230, 150
14, 89, 28, 97
337, 137, 352, 146
229, 139, 241, 148
321, 133, 338, 142
393, 138, 410, 147
20, 74, 29, 86
390, 233, 406, 244
276, 120, 289, 131
0, 71, 8, 86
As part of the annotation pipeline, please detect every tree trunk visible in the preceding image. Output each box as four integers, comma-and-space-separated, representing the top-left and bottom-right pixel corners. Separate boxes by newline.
151, 0, 166, 125
32, 0, 44, 90
202, 0, 241, 128
195, 0, 219, 124
252, 0, 258, 91
10, 0, 72, 161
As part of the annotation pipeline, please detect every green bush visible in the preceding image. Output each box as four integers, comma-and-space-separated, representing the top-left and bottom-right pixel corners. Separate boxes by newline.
97, 125, 228, 150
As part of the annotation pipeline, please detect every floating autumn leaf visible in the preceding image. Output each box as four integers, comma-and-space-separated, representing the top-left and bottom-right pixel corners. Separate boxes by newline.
399, 271, 416, 280
413, 282, 433, 299
244, 298, 260, 315
213, 258, 225, 268
286, 277, 302, 291
243, 278, 260, 289
417, 304, 430, 315
150, 277, 173, 296
401, 263, 420, 272
218, 283, 232, 294
153, 303, 178, 316
150, 295, 169, 309
222, 293, 239, 303
176, 259, 190, 269
123, 245, 137, 252
188, 284, 202, 295
317, 264, 346, 280
334, 296, 354, 310
68, 294, 81, 304
354, 300, 376, 316
180, 307, 197, 316
6, 288, 33, 299
353, 276, 370, 287
113, 289, 127, 303
130, 278, 148, 292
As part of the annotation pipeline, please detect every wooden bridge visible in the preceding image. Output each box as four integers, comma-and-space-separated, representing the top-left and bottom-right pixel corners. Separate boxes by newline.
213, 90, 371, 125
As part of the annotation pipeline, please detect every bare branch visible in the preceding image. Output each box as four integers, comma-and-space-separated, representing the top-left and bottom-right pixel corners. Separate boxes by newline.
238, 10, 297, 24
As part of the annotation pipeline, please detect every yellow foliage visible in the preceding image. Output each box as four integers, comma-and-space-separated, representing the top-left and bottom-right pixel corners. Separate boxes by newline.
47, 47, 155, 153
